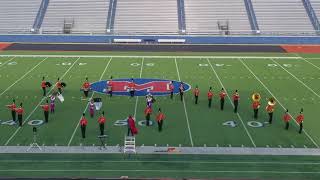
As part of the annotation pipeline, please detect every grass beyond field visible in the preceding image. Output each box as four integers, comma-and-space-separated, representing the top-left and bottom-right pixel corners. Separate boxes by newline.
0, 52, 319, 179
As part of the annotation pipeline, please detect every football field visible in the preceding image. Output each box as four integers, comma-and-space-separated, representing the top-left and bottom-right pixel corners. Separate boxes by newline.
0, 51, 320, 178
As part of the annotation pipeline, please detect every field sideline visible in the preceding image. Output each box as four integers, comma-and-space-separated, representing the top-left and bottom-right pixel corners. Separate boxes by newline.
0, 52, 319, 179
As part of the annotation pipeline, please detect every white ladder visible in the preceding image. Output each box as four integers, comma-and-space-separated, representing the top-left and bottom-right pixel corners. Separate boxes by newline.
123, 136, 136, 153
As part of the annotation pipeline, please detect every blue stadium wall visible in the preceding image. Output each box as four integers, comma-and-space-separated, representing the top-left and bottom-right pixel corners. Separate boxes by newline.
0, 35, 320, 44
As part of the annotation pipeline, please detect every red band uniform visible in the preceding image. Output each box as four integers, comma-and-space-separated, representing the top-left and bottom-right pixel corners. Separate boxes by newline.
41, 80, 46, 96
296, 113, 304, 134
82, 81, 91, 98
127, 116, 138, 136
144, 107, 152, 126
207, 88, 213, 108
80, 115, 88, 138
266, 105, 275, 124
219, 88, 226, 110
6, 100, 16, 122
283, 110, 291, 130
15, 104, 24, 127
232, 91, 240, 113
193, 87, 200, 104
107, 79, 113, 97
169, 82, 174, 99
41, 101, 50, 123
156, 109, 165, 132
98, 113, 106, 135
128, 80, 135, 97
252, 101, 261, 119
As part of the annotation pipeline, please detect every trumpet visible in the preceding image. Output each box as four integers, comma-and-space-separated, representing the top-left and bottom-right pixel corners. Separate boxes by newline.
268, 97, 276, 106
252, 92, 261, 102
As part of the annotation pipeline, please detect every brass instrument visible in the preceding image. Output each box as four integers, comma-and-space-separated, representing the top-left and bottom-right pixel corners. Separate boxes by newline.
252, 92, 261, 102
267, 97, 276, 106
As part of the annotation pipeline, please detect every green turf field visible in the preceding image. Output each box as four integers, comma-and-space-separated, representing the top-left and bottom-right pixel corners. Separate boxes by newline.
0, 52, 320, 179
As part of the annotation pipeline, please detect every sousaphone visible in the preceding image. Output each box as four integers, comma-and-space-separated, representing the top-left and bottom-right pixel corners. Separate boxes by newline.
268, 97, 276, 106
252, 92, 261, 102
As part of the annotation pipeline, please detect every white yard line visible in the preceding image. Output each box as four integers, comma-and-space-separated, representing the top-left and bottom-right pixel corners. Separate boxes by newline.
0, 169, 318, 174
0, 54, 300, 59
271, 58, 320, 99
133, 57, 144, 118
296, 55, 320, 71
239, 58, 320, 148
207, 58, 256, 148
4, 57, 81, 146
0, 56, 15, 68
67, 57, 112, 146
0, 57, 48, 97
174, 58, 194, 147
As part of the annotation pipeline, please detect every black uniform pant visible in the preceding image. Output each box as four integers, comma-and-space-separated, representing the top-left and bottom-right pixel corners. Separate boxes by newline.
157, 120, 163, 132
44, 111, 49, 123
170, 91, 173, 99
299, 123, 303, 134
234, 100, 238, 113
220, 99, 225, 110
42, 87, 46, 96
81, 125, 86, 138
99, 123, 104, 135
109, 90, 113, 97
84, 90, 89, 98
268, 112, 273, 124
253, 109, 258, 119
127, 128, 134, 136
285, 122, 289, 130
18, 114, 22, 127
195, 95, 198, 104
11, 110, 16, 122
58, 88, 62, 94
180, 92, 183, 101
130, 90, 135, 97
146, 114, 150, 126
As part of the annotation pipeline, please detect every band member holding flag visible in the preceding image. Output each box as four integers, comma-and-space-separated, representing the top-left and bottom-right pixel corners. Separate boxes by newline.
89, 99, 95, 118
251, 93, 261, 119
82, 77, 91, 98
6, 99, 16, 122
41, 76, 47, 96
233, 90, 240, 113
40, 100, 50, 123
283, 109, 291, 130
107, 76, 113, 97
219, 88, 226, 110
50, 93, 56, 113
80, 113, 88, 139
127, 115, 138, 136
193, 86, 200, 104
168, 81, 174, 99
144, 106, 152, 126
179, 82, 184, 102
266, 98, 276, 124
156, 108, 165, 132
128, 78, 136, 97
207, 87, 213, 108
296, 109, 304, 134
98, 111, 106, 135
15, 103, 24, 127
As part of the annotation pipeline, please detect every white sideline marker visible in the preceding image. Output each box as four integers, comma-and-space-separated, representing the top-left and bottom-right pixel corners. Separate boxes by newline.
0, 56, 16, 68
239, 58, 319, 148
4, 57, 81, 146
207, 58, 256, 148
174, 58, 194, 147
67, 57, 112, 146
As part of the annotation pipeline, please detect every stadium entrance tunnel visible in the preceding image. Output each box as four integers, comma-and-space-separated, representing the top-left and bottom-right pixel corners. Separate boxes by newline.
90, 78, 191, 96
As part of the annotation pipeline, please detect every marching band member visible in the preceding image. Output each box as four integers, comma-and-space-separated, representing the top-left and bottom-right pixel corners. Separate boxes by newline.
41, 76, 47, 96
107, 76, 113, 97
169, 81, 174, 99
283, 109, 291, 130
156, 108, 165, 132
80, 113, 88, 139
98, 111, 106, 135
193, 86, 200, 104
296, 109, 304, 134
128, 78, 135, 97
15, 103, 24, 127
40, 100, 50, 123
6, 99, 16, 122
207, 87, 213, 108
251, 93, 261, 119
219, 88, 226, 110
89, 99, 95, 118
144, 106, 152, 126
127, 115, 138, 136
50, 93, 56, 113
56, 78, 63, 94
179, 82, 184, 102
232, 90, 240, 113
82, 77, 91, 98
266, 98, 276, 124
146, 92, 154, 108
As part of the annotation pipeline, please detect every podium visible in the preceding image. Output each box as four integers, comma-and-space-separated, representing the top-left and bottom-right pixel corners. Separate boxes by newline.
123, 136, 136, 153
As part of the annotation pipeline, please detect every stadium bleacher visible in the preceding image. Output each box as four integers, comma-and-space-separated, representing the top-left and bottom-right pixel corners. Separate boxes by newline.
311, 0, 320, 22
41, 0, 109, 34
0, 0, 42, 34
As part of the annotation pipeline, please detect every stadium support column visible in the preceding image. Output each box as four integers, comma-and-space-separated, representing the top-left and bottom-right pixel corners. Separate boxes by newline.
32, 0, 49, 33
177, 0, 186, 34
243, 0, 259, 35
302, 0, 320, 34
106, 0, 118, 33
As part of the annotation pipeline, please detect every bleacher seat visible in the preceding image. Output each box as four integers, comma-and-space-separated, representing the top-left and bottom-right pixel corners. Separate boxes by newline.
0, 0, 42, 34
252, 0, 315, 35
310, 0, 320, 24
42, 0, 109, 34
114, 0, 179, 34
184, 0, 251, 34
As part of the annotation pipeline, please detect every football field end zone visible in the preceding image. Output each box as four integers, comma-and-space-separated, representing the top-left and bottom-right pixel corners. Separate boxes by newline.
0, 146, 320, 155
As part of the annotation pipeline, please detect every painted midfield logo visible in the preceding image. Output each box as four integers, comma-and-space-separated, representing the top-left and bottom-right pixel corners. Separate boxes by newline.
91, 78, 191, 96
